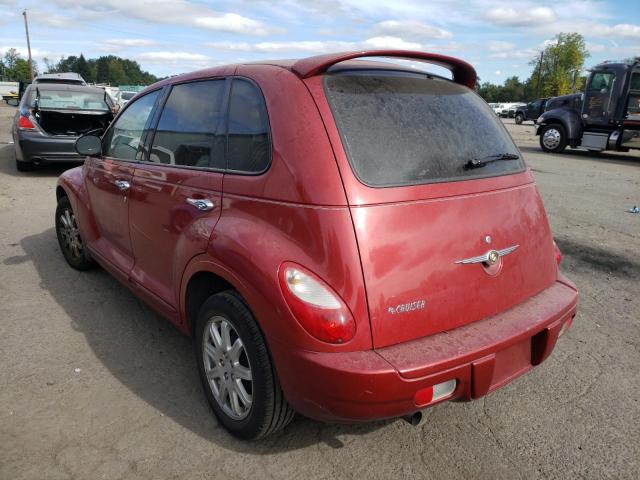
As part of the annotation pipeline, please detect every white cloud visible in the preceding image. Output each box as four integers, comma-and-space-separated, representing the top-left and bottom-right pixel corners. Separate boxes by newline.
194, 12, 280, 36
495, 70, 502, 76
488, 41, 516, 52
586, 42, 606, 53
535, 21, 640, 39
485, 6, 557, 26
207, 36, 423, 54
372, 20, 452, 40
362, 36, 422, 50
103, 39, 158, 48
0, 46, 60, 62
137, 51, 209, 63
49, 0, 281, 35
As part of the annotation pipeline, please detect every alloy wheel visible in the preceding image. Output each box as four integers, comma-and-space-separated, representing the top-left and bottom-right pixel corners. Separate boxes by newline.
202, 316, 253, 420
58, 208, 83, 259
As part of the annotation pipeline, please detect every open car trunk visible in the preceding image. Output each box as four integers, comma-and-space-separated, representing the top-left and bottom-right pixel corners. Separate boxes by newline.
35, 109, 113, 136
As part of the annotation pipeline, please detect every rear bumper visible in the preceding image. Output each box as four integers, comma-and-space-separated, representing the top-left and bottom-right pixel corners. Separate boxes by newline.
16, 131, 83, 163
273, 278, 578, 422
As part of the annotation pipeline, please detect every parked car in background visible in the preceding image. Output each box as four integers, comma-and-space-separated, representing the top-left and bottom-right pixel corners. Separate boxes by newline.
537, 60, 640, 153
499, 102, 522, 117
12, 83, 115, 171
56, 50, 577, 440
34, 72, 86, 85
491, 103, 504, 115
514, 98, 549, 124
118, 90, 137, 107
508, 103, 526, 118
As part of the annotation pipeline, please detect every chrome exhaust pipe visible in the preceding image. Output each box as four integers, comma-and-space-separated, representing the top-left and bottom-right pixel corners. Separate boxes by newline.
403, 411, 424, 427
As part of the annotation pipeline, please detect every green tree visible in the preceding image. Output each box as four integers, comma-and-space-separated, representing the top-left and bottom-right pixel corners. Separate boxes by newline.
95, 57, 110, 83
3, 48, 20, 71
76, 53, 92, 82
530, 32, 590, 97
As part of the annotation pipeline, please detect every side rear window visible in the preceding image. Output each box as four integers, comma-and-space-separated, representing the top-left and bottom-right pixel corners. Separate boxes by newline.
103, 90, 160, 161
324, 71, 524, 187
149, 80, 226, 169
226, 79, 270, 173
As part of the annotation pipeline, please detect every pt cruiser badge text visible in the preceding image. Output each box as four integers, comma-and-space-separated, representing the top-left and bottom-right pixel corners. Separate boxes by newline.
387, 299, 427, 315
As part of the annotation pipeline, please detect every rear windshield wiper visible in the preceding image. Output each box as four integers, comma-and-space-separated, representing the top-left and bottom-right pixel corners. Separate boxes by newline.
463, 153, 520, 170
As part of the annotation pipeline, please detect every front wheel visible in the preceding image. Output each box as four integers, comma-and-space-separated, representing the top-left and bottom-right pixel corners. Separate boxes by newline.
55, 196, 95, 270
195, 291, 294, 440
539, 124, 567, 153
514, 113, 524, 125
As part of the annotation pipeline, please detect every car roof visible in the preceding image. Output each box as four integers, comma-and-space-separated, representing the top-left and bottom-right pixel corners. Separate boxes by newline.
142, 50, 477, 94
34, 72, 86, 84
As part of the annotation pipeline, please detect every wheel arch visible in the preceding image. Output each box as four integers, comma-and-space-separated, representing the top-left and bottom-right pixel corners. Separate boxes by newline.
56, 185, 68, 201
537, 109, 583, 140
179, 257, 258, 338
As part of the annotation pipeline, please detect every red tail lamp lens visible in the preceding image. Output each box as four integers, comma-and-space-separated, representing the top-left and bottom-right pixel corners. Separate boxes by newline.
18, 115, 35, 130
554, 241, 562, 265
279, 263, 356, 344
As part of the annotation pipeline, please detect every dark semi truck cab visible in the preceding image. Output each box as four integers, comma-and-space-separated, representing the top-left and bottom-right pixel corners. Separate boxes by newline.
536, 60, 640, 153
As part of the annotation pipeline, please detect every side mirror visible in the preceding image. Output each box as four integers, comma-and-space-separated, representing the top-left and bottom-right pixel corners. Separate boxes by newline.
6, 98, 19, 107
75, 135, 102, 157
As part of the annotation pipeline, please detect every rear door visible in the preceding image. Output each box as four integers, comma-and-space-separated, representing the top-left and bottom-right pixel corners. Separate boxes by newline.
127, 79, 227, 309
318, 70, 558, 348
85, 89, 161, 277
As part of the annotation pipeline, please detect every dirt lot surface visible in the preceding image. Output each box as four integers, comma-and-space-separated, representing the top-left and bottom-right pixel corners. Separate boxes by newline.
1, 103, 639, 480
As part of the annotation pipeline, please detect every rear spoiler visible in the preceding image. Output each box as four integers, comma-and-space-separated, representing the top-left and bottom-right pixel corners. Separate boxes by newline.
291, 50, 477, 88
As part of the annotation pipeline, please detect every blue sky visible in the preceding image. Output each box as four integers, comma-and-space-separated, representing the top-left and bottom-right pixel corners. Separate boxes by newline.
0, 0, 638, 84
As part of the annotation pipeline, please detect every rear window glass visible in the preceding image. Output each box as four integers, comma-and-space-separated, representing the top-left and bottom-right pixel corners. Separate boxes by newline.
324, 72, 524, 187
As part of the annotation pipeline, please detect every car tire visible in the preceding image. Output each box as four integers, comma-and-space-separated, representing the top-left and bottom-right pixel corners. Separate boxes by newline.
15, 159, 35, 172
55, 196, 95, 270
539, 124, 567, 153
195, 291, 295, 440
515, 113, 524, 125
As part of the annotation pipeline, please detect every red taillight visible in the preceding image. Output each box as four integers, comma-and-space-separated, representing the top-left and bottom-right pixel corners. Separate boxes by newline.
18, 115, 35, 130
553, 241, 562, 265
279, 262, 356, 344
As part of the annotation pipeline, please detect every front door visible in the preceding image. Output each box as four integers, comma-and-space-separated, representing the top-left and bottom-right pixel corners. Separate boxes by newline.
583, 70, 616, 126
85, 89, 161, 276
128, 79, 227, 310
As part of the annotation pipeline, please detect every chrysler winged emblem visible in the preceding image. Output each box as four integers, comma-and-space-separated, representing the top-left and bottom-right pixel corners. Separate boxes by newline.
455, 245, 519, 265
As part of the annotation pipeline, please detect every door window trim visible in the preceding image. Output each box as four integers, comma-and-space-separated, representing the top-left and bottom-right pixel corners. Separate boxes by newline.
100, 87, 165, 164
140, 77, 230, 173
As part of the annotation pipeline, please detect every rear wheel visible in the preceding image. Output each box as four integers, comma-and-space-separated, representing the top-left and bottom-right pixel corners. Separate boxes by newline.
55, 196, 94, 270
195, 291, 294, 439
539, 124, 567, 153
16, 159, 35, 172
514, 113, 524, 125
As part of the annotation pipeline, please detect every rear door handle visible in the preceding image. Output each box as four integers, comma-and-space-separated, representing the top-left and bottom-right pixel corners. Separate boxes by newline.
114, 180, 130, 191
186, 198, 215, 211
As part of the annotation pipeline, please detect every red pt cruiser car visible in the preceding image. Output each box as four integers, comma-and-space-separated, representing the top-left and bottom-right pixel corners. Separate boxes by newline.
56, 50, 578, 439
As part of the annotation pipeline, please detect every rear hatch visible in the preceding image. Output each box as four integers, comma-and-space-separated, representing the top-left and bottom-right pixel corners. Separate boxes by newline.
31, 84, 114, 136
323, 70, 558, 348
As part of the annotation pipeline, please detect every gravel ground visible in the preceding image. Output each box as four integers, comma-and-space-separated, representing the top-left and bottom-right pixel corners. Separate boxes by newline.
1, 103, 639, 480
